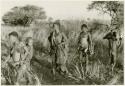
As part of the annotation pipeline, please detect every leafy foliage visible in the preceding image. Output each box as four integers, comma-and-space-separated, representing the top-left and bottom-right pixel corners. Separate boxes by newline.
2, 5, 47, 26
88, 1, 124, 28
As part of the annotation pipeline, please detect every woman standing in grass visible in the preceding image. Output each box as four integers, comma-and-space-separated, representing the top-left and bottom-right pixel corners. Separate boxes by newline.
48, 21, 69, 77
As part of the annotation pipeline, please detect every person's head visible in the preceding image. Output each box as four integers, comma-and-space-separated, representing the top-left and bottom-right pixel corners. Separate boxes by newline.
49, 22, 54, 28
26, 37, 33, 46
81, 24, 88, 32
19, 41, 25, 47
8, 31, 19, 44
53, 22, 60, 34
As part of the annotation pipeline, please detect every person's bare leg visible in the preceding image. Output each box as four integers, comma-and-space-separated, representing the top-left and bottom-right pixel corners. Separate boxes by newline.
52, 62, 56, 80
112, 53, 116, 73
79, 51, 83, 79
85, 55, 89, 74
51, 54, 56, 80
60, 63, 69, 75
15, 70, 22, 85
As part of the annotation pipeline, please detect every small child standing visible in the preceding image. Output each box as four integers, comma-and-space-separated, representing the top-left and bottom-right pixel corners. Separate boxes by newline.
77, 24, 93, 78
25, 37, 33, 70
16, 37, 34, 84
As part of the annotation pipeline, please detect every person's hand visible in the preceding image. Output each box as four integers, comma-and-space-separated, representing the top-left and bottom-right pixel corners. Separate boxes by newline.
90, 50, 94, 55
87, 49, 94, 55
90, 49, 94, 55
20, 42, 25, 47
58, 43, 63, 47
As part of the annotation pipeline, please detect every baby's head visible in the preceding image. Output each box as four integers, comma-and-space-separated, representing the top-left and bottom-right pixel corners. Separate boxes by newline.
19, 41, 25, 47
26, 37, 33, 46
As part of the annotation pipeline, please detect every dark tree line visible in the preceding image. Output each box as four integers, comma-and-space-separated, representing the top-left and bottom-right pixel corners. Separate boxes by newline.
2, 5, 47, 26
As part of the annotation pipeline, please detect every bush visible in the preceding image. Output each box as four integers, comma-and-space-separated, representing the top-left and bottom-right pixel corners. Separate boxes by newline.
2, 5, 47, 26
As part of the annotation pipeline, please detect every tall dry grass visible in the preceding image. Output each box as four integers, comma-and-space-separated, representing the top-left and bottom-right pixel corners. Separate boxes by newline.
1, 19, 124, 84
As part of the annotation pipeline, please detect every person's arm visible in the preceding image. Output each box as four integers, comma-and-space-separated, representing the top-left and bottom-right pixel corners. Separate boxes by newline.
3, 55, 11, 66
117, 34, 122, 48
48, 32, 55, 47
48, 32, 52, 44
103, 32, 112, 39
22, 46, 29, 61
29, 47, 33, 60
11, 47, 15, 55
77, 32, 81, 45
61, 33, 68, 45
88, 33, 92, 52
62, 33, 69, 52
76, 32, 82, 51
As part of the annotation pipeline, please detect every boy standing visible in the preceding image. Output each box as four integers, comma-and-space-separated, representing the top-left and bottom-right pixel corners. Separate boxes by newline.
77, 24, 93, 78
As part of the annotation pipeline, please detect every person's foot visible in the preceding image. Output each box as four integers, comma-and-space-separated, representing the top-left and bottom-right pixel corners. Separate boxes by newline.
82, 76, 85, 80
15, 82, 19, 85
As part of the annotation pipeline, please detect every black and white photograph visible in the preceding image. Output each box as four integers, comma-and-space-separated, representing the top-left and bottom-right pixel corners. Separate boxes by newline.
1, 0, 124, 85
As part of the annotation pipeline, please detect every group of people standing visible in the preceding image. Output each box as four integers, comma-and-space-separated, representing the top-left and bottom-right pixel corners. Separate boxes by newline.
48, 22, 94, 79
1, 20, 122, 85
48, 21, 122, 79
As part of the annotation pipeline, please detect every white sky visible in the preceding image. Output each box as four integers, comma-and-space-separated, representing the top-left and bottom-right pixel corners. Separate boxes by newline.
1, 0, 111, 20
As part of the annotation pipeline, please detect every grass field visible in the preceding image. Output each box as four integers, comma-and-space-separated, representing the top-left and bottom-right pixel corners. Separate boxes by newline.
1, 20, 124, 85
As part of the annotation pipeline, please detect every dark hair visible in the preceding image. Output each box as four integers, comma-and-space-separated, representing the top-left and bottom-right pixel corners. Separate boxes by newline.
8, 31, 18, 38
81, 24, 88, 29
53, 22, 60, 28
49, 22, 54, 28
25, 37, 33, 45
113, 31, 116, 37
